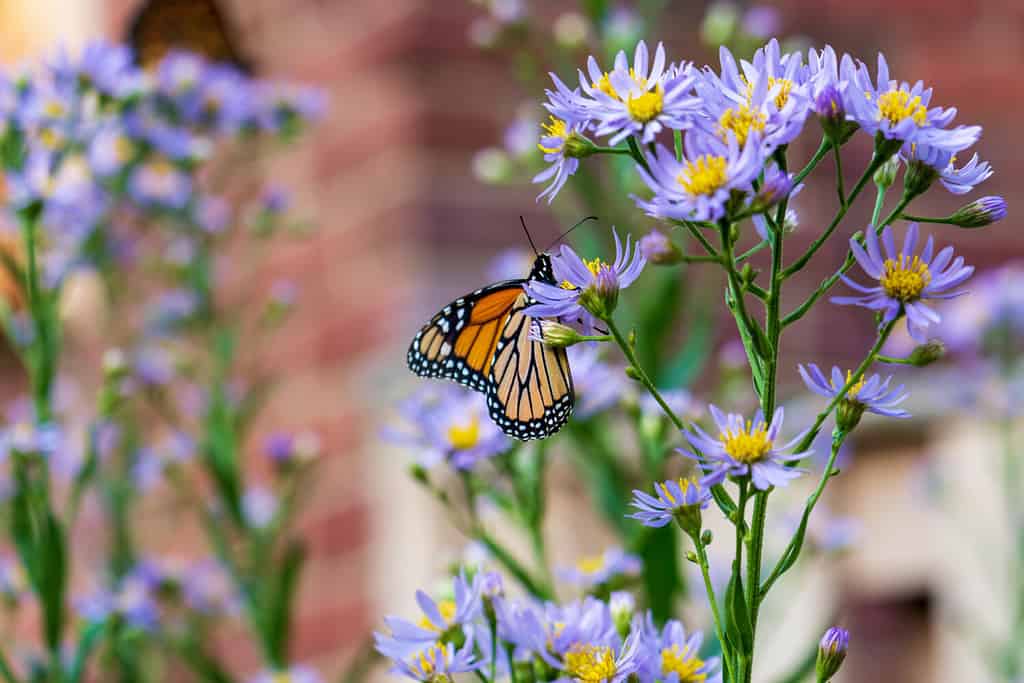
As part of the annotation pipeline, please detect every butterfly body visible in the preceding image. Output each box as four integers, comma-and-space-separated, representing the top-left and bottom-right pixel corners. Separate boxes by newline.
408, 254, 574, 441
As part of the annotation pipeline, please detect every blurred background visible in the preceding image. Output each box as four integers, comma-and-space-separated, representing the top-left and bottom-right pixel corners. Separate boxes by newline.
3, 0, 1021, 681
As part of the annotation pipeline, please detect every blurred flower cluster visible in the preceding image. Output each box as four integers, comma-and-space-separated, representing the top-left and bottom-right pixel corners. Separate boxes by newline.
0, 39, 329, 683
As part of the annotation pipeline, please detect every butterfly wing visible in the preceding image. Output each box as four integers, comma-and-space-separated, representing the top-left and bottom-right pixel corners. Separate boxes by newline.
128, 0, 253, 72
407, 281, 525, 393
486, 293, 574, 441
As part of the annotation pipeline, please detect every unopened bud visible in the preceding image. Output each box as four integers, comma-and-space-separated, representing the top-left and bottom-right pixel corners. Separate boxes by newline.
902, 159, 939, 200
814, 85, 850, 143
873, 154, 900, 190
700, 529, 713, 546
609, 591, 634, 637
102, 348, 127, 378
835, 396, 866, 434
684, 551, 698, 564
639, 231, 683, 265
531, 320, 584, 348
947, 196, 1007, 228
816, 627, 849, 681
564, 132, 597, 159
409, 463, 430, 484
625, 366, 642, 381
748, 169, 793, 213
907, 339, 946, 367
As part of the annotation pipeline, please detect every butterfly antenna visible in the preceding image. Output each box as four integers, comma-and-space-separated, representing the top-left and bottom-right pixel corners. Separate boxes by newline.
520, 215, 540, 257
543, 215, 598, 252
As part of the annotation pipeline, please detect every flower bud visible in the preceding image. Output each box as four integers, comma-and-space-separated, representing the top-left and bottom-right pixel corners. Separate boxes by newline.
578, 267, 619, 319
835, 396, 866, 434
700, 529, 713, 546
816, 627, 849, 681
639, 231, 683, 265
530, 320, 584, 348
907, 339, 946, 367
102, 348, 128, 378
748, 170, 793, 214
814, 85, 852, 143
947, 196, 1007, 228
684, 550, 698, 564
902, 159, 939, 200
563, 131, 597, 159
609, 591, 634, 637
873, 154, 900, 190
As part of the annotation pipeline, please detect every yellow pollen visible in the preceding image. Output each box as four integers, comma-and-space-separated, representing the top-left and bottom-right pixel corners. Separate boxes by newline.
658, 477, 697, 507
718, 104, 766, 147
839, 370, 867, 401
661, 644, 707, 682
593, 72, 618, 99
876, 89, 928, 127
575, 555, 606, 575
584, 257, 608, 276
414, 644, 452, 683
447, 417, 480, 451
417, 599, 457, 631
565, 644, 617, 683
677, 154, 729, 197
538, 116, 569, 154
43, 101, 65, 118
627, 84, 664, 123
880, 254, 931, 301
720, 420, 772, 464
768, 77, 794, 109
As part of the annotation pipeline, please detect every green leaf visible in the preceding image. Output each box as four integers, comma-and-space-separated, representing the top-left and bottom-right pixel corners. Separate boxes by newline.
38, 511, 67, 652
638, 524, 681, 624
67, 620, 106, 683
266, 540, 306, 666
724, 573, 754, 654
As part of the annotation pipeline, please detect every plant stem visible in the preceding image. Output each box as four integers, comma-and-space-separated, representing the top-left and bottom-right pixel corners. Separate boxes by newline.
832, 142, 846, 206
690, 531, 729, 681
791, 137, 831, 187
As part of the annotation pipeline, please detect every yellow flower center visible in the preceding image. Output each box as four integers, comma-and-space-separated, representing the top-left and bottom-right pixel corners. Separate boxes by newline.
417, 599, 457, 631
880, 254, 931, 301
720, 420, 772, 464
837, 370, 867, 401
768, 76, 794, 110
876, 89, 928, 127
593, 72, 619, 99
414, 644, 452, 683
43, 101, 65, 118
447, 418, 480, 451
658, 477, 698, 507
565, 644, 617, 683
538, 116, 569, 154
575, 555, 606, 575
718, 103, 766, 147
627, 84, 664, 123
661, 644, 707, 682
677, 154, 729, 197
271, 674, 292, 683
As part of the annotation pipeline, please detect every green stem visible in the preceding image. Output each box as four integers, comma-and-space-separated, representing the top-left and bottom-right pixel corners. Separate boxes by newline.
781, 196, 911, 328
791, 137, 831, 187
781, 152, 887, 280
604, 317, 737, 516
592, 145, 633, 156
832, 142, 846, 206
691, 532, 730, 682
872, 185, 888, 226
626, 136, 651, 174
674, 219, 720, 259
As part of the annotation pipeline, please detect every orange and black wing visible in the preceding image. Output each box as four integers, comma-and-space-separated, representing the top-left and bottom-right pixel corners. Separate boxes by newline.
407, 281, 525, 394
486, 294, 574, 440
128, 0, 253, 72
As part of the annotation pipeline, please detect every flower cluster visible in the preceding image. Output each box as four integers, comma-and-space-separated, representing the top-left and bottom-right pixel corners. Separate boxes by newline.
376, 571, 722, 683
534, 39, 991, 222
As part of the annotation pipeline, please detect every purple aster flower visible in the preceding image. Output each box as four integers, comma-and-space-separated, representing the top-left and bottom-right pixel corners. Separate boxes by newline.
88, 124, 137, 177
156, 51, 206, 97
901, 142, 993, 195
799, 364, 910, 419
242, 486, 278, 530
261, 185, 290, 214
389, 642, 477, 683
635, 128, 764, 222
145, 288, 199, 330
638, 230, 682, 265
533, 115, 588, 203
628, 476, 711, 528
681, 405, 809, 490
375, 572, 484, 659
948, 195, 1007, 228
832, 223, 974, 342
525, 227, 645, 322
497, 596, 616, 667
636, 615, 722, 683
129, 157, 192, 209
247, 664, 322, 683
183, 560, 239, 616
584, 41, 700, 145
695, 40, 810, 154
557, 547, 642, 588
844, 53, 980, 151
562, 630, 642, 683
385, 385, 511, 470
0, 421, 63, 458
741, 6, 781, 38
194, 195, 231, 233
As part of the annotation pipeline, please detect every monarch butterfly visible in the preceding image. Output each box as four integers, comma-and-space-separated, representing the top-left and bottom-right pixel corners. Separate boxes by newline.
127, 0, 253, 72
407, 219, 595, 440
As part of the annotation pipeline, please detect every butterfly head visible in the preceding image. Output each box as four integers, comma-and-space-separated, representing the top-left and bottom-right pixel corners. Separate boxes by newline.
529, 253, 556, 284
